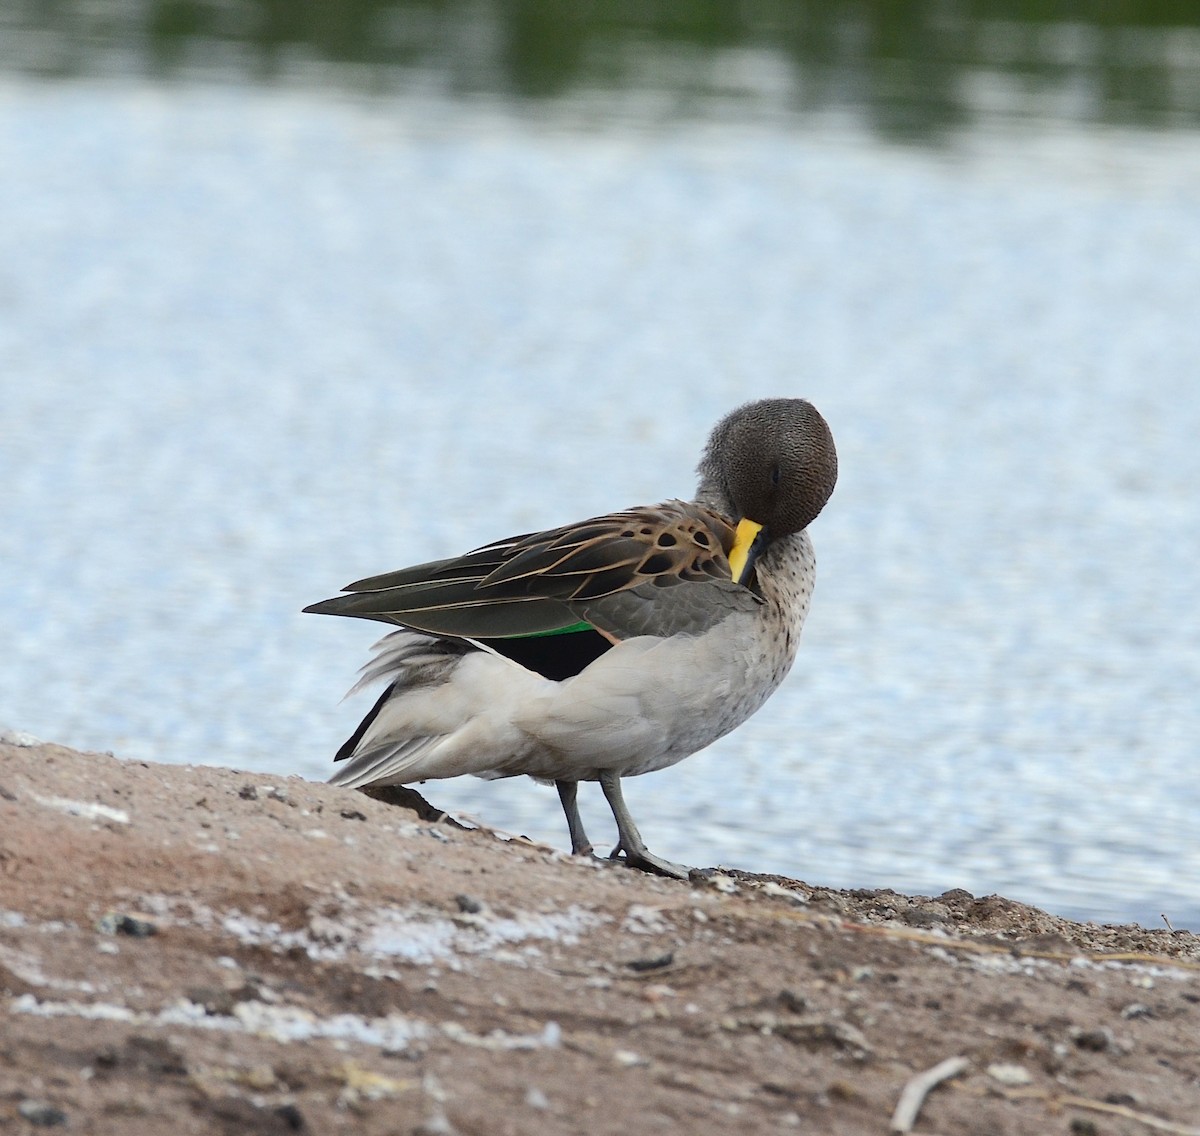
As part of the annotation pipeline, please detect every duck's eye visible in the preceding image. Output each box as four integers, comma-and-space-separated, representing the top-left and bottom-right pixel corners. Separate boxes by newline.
770, 463, 781, 487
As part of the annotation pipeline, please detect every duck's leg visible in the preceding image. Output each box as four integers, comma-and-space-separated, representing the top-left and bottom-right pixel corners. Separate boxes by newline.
556, 780, 595, 857
598, 770, 691, 880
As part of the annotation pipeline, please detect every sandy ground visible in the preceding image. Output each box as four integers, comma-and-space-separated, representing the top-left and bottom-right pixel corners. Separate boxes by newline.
1, 736, 1198, 1136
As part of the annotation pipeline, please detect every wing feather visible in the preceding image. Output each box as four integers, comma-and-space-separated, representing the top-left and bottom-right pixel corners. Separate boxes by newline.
304, 500, 747, 642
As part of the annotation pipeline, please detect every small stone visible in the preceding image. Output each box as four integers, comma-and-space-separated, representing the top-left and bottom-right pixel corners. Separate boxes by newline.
524, 1087, 549, 1110
97, 912, 158, 937
340, 809, 367, 821
1104, 1091, 1138, 1106
778, 990, 809, 1013
18, 1100, 68, 1127
1069, 1120, 1099, 1136
1073, 1027, 1114, 1052
454, 894, 483, 914
274, 1104, 306, 1131
625, 951, 674, 972
986, 1062, 1033, 1086
939, 887, 974, 902
187, 985, 237, 1016
690, 871, 738, 893
613, 1049, 644, 1067
759, 881, 806, 904
1120, 1002, 1153, 1019
238, 784, 258, 800
244, 1065, 277, 1090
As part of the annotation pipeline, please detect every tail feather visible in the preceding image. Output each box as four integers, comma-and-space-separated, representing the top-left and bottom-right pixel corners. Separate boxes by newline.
329, 734, 444, 789
326, 629, 545, 789
329, 630, 470, 785
334, 681, 396, 762
344, 630, 473, 698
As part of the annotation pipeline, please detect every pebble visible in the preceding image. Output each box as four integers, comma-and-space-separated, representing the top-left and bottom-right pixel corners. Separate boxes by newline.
1121, 1002, 1153, 1019
18, 1100, 68, 1127
524, 1087, 550, 1110
1072, 1027, 1114, 1052
625, 951, 674, 972
705, 874, 738, 895
758, 881, 806, 904
986, 1062, 1033, 1086
96, 912, 158, 937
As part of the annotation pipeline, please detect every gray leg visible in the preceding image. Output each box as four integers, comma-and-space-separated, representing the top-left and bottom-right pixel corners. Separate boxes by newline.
598, 770, 691, 880
556, 780, 595, 857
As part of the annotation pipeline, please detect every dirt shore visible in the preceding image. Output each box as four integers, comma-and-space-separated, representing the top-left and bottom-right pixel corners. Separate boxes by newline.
1, 736, 1197, 1135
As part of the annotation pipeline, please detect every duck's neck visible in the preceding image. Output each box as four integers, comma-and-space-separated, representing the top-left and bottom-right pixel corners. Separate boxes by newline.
692, 477, 734, 519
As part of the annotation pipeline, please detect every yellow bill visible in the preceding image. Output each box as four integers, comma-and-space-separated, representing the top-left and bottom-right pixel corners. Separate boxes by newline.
727, 517, 764, 585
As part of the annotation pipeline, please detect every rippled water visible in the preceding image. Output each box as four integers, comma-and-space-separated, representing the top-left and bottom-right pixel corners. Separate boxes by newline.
1, 76, 1198, 928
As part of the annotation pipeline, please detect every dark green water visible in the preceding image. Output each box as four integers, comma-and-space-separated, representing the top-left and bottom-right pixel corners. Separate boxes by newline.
3, 1, 1199, 139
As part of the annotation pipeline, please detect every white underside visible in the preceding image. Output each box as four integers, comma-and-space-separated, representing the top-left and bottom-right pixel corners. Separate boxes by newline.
331, 622, 777, 789
329, 530, 815, 791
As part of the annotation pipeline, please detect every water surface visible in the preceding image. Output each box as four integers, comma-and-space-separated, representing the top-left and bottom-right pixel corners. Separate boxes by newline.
1, 4, 1198, 929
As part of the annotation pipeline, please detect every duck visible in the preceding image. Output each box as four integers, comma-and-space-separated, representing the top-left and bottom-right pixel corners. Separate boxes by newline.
304, 397, 837, 879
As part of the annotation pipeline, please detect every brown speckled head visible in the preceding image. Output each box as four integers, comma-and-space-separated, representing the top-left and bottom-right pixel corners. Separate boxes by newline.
695, 398, 837, 536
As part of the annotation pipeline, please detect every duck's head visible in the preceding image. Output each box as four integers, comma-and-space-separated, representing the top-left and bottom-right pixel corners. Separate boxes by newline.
696, 398, 837, 574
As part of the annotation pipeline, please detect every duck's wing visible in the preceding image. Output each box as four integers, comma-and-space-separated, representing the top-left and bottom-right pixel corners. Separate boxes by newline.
303, 500, 760, 642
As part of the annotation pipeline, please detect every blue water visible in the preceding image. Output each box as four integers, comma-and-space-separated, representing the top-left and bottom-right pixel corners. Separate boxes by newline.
1, 82, 1198, 929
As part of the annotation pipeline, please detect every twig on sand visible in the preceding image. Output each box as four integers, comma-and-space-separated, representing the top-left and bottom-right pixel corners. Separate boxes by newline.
890, 1055, 970, 1133
1057, 1094, 1200, 1136
972, 1084, 1200, 1136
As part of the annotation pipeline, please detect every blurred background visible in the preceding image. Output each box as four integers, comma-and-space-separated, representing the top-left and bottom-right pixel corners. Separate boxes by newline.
1, 1, 1198, 929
